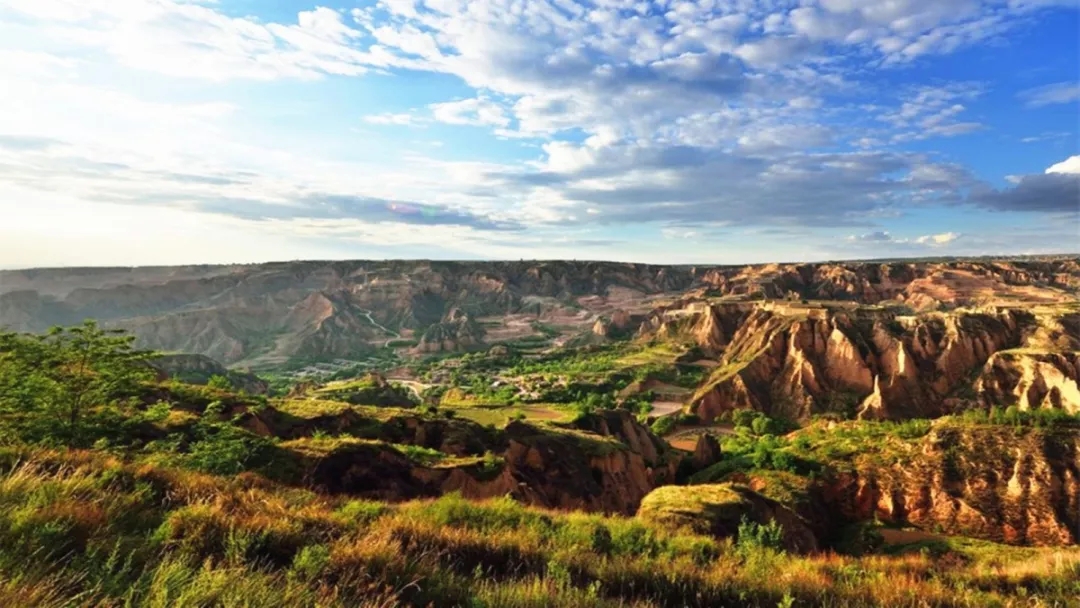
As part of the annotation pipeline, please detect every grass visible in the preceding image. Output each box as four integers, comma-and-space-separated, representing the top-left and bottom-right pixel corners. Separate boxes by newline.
4, 321, 1080, 607
276, 399, 356, 419
613, 343, 684, 367
450, 404, 572, 428
636, 484, 754, 536
0, 449, 1077, 607
527, 423, 630, 457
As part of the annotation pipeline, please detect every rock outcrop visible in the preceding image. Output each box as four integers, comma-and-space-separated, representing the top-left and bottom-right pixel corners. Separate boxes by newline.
976, 351, 1080, 414
149, 353, 269, 395
415, 308, 485, 353
692, 433, 723, 470
815, 424, 1080, 546
255, 407, 677, 515
637, 483, 819, 553
314, 373, 418, 407
687, 304, 1044, 422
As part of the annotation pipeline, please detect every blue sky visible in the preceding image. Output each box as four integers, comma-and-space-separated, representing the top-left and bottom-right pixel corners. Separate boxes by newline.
0, 0, 1077, 268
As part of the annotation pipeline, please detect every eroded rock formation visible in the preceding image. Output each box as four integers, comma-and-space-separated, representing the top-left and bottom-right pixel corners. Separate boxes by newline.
678, 303, 1080, 422
976, 352, 1080, 414
3, 258, 1076, 364
815, 425, 1080, 546
248, 406, 677, 515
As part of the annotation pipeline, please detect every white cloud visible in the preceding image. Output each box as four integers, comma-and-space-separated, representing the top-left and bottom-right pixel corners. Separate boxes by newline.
882, 84, 984, 141
848, 231, 893, 242
430, 97, 511, 128
661, 228, 702, 240
846, 230, 961, 246
1020, 131, 1071, 144
1, 1, 388, 81
1046, 155, 1080, 175
0, 0, 1074, 266
363, 112, 429, 126
1020, 82, 1080, 108
915, 232, 961, 245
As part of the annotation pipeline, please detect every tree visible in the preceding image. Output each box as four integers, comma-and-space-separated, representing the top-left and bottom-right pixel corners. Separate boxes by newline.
0, 321, 157, 445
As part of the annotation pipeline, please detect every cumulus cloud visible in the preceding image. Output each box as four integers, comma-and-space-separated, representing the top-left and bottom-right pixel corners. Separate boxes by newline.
430, 98, 511, 128
969, 173, 1080, 213
1046, 155, 1080, 175
915, 232, 961, 245
846, 231, 961, 246
0, 0, 1075, 264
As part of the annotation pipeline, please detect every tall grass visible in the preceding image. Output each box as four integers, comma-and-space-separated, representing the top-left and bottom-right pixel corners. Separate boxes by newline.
0, 448, 1077, 607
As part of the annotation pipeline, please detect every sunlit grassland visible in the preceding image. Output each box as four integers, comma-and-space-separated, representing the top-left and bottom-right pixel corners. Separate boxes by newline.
0, 447, 1076, 608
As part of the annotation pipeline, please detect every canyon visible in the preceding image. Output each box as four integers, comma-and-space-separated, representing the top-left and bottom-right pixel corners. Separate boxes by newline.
2, 255, 1079, 552
2, 257, 1076, 368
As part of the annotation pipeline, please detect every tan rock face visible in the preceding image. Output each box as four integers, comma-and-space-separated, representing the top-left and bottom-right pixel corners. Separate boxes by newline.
492, 418, 678, 514
288, 411, 676, 515
817, 426, 1080, 546
976, 352, 1080, 414
692, 433, 723, 469
687, 305, 1044, 422
2, 258, 1076, 363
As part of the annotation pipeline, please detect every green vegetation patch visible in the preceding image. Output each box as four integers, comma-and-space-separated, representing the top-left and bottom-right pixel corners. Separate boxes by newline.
637, 484, 754, 536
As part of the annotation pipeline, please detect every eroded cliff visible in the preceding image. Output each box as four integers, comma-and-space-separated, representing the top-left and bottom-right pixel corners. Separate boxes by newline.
674, 301, 1079, 422
818, 423, 1080, 546
3, 257, 1076, 365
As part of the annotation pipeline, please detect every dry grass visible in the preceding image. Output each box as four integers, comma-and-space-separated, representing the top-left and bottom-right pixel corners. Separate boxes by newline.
0, 448, 1077, 607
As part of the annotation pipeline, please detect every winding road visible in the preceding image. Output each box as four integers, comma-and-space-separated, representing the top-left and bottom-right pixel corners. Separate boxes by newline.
359, 309, 402, 347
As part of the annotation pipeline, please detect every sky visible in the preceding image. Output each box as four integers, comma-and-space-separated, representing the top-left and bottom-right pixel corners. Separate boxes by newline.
0, 0, 1078, 269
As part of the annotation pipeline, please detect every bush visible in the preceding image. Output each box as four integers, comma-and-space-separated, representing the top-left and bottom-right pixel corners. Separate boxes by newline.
395, 444, 446, 465
650, 416, 677, 436
0, 321, 157, 446
206, 375, 232, 391
185, 425, 276, 476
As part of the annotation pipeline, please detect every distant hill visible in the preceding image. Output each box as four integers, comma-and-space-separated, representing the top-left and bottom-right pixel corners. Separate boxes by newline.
2, 256, 1077, 369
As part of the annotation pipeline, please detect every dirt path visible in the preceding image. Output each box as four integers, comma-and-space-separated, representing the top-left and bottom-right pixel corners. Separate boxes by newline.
386, 378, 430, 399
666, 424, 735, 451
521, 405, 565, 421
650, 401, 684, 416
359, 308, 401, 347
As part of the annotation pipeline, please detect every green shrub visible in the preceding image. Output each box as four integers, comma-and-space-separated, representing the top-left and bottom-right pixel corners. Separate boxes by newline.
288, 544, 331, 581
394, 444, 446, 465
336, 500, 390, 525
736, 517, 785, 554
206, 375, 232, 391
650, 416, 677, 436
186, 427, 275, 476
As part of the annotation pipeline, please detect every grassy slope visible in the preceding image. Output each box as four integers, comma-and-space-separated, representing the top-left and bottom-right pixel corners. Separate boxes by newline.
0, 446, 1077, 608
